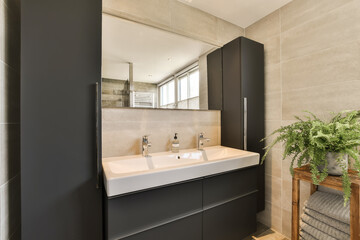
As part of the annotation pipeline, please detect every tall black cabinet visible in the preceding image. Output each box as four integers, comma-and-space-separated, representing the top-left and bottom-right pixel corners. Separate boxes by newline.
207, 48, 223, 110
222, 37, 265, 212
21, 0, 103, 239
208, 37, 265, 212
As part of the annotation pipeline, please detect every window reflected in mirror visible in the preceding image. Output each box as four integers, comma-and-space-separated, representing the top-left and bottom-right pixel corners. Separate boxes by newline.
101, 13, 218, 110
159, 64, 200, 109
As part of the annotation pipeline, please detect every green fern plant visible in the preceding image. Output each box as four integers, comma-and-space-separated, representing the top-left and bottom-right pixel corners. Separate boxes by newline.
261, 110, 360, 205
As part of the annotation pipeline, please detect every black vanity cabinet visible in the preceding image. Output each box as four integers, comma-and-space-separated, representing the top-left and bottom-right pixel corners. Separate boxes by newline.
207, 37, 265, 212
105, 167, 258, 240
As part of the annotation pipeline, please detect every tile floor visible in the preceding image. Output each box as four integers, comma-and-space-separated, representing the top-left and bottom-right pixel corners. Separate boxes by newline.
243, 222, 289, 240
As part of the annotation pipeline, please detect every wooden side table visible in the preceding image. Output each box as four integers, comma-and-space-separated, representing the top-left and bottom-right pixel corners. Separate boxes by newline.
292, 165, 360, 240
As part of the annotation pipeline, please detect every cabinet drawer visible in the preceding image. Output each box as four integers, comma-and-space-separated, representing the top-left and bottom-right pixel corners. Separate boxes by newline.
106, 180, 202, 240
203, 167, 257, 208
124, 213, 202, 240
203, 192, 257, 240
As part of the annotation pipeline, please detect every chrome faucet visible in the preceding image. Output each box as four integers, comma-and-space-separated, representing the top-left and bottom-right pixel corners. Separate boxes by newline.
142, 135, 152, 157
198, 132, 210, 150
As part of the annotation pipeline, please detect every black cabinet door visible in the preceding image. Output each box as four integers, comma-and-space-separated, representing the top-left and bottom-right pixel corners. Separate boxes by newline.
106, 180, 202, 240
123, 214, 202, 240
221, 38, 243, 149
21, 0, 102, 239
203, 167, 257, 208
203, 192, 257, 240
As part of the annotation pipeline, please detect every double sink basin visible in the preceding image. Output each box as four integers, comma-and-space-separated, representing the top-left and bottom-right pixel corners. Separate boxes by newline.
103, 145, 259, 197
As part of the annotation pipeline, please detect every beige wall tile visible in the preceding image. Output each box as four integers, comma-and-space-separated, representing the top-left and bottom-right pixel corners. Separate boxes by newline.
281, 176, 312, 214
0, 124, 20, 187
246, 0, 360, 237
0, 62, 20, 124
103, 0, 245, 47
264, 120, 281, 150
0, 62, 5, 124
282, 175, 312, 211
216, 18, 244, 45
265, 63, 281, 94
281, 1, 360, 61
0, 175, 20, 240
245, 10, 280, 42
265, 174, 282, 206
281, 120, 296, 127
265, 92, 281, 121
102, 108, 221, 157
257, 201, 282, 232
282, 80, 360, 120
282, 40, 360, 91
264, 35, 280, 65
170, 1, 217, 45
264, 148, 282, 178
265, 120, 281, 137
0, 0, 21, 71
0, 1, 5, 64
281, 178, 292, 211
103, 0, 171, 30
281, 156, 292, 182
281, 209, 291, 238
0, 0, 19, 238
281, 0, 353, 32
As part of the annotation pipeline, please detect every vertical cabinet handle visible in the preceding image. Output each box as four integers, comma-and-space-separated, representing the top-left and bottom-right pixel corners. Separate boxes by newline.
244, 97, 247, 151
95, 82, 100, 189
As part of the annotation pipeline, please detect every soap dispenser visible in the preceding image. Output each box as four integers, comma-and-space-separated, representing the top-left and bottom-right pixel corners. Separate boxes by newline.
171, 133, 179, 153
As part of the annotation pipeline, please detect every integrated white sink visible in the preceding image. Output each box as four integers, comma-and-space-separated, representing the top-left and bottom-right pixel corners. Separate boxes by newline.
103, 146, 259, 197
152, 150, 204, 169
205, 146, 252, 161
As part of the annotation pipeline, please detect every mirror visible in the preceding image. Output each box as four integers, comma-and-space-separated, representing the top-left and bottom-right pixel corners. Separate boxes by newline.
102, 14, 218, 110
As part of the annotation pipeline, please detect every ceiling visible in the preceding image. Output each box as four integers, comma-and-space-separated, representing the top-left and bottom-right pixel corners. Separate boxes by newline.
177, 0, 292, 28
102, 14, 216, 83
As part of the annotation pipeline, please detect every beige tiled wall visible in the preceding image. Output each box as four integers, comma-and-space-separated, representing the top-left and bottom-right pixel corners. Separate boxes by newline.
0, 0, 21, 239
103, 0, 244, 47
102, 108, 221, 157
245, 0, 360, 237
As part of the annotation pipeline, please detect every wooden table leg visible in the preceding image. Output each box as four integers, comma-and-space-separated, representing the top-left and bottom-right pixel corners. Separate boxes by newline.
292, 177, 300, 240
350, 184, 359, 240
310, 184, 317, 195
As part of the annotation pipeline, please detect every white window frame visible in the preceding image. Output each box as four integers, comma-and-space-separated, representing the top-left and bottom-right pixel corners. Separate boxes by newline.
158, 62, 199, 109
158, 79, 175, 107
177, 67, 199, 102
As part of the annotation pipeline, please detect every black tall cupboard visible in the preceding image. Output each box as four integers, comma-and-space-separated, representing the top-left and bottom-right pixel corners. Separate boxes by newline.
21, 0, 103, 239
207, 48, 223, 110
220, 37, 265, 212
